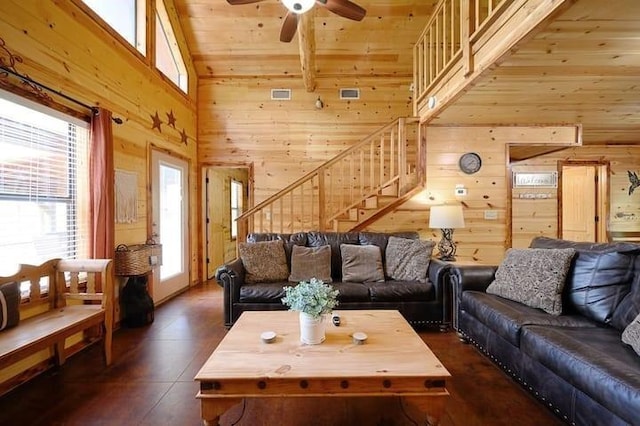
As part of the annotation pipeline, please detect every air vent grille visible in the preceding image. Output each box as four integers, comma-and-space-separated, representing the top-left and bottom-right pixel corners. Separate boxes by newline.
340, 88, 360, 100
271, 89, 292, 100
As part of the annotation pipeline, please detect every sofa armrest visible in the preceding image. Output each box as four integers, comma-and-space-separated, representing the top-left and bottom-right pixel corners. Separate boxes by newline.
450, 264, 497, 293
215, 258, 246, 327
427, 258, 450, 301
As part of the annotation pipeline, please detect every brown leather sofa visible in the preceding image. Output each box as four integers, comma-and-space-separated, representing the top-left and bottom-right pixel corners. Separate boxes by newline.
215, 231, 451, 329
452, 237, 640, 425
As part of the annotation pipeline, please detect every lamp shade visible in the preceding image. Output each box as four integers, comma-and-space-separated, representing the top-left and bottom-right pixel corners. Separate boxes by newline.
282, 0, 315, 14
429, 205, 465, 229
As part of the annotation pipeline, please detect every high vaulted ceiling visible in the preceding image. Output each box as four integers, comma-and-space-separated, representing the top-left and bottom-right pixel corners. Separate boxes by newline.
174, 0, 640, 146
174, 0, 438, 80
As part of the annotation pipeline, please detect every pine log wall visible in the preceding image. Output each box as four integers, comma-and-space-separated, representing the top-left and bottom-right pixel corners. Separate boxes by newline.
0, 1, 199, 298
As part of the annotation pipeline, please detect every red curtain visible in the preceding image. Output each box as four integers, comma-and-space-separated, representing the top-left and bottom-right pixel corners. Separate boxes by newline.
89, 108, 115, 259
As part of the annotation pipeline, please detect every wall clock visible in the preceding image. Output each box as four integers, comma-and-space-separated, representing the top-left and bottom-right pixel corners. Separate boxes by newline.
459, 152, 482, 174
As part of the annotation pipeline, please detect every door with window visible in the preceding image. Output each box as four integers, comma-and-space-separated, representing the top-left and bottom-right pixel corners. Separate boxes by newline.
151, 150, 189, 303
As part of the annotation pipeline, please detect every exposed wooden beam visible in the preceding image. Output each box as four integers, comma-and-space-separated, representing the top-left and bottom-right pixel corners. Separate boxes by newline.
297, 11, 316, 92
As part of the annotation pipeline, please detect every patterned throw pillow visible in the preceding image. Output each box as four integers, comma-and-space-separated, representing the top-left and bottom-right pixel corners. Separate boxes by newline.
385, 236, 435, 282
622, 312, 640, 356
238, 240, 289, 284
340, 244, 385, 283
288, 245, 332, 283
0, 281, 20, 331
486, 248, 577, 316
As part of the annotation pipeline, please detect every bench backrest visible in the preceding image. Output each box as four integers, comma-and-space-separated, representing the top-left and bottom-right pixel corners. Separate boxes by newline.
0, 259, 113, 321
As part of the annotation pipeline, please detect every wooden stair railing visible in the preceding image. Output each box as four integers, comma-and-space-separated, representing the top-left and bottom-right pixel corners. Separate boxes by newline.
236, 117, 423, 242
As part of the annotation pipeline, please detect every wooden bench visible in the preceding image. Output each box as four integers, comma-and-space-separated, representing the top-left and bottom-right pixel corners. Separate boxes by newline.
0, 258, 113, 391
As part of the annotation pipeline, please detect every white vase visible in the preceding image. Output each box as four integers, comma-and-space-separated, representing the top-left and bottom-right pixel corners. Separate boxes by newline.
299, 312, 326, 344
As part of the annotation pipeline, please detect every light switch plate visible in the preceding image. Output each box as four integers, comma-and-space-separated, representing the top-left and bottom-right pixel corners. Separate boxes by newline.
484, 210, 498, 220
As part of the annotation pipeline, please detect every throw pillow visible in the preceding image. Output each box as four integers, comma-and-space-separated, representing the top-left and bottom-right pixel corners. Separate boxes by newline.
0, 281, 20, 331
288, 245, 332, 283
385, 236, 435, 282
486, 248, 577, 316
622, 312, 640, 357
340, 244, 385, 283
238, 240, 289, 284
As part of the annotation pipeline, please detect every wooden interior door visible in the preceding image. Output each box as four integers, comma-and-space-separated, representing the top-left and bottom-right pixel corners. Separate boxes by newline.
561, 165, 596, 242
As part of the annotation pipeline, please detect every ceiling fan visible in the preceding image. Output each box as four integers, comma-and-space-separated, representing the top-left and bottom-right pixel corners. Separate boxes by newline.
226, 0, 367, 43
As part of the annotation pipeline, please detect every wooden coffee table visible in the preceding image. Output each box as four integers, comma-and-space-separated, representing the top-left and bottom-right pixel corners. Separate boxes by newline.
195, 310, 450, 425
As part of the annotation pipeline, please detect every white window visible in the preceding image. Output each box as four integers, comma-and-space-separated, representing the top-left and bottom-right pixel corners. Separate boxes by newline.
230, 180, 243, 240
81, 0, 146, 55
155, 0, 188, 93
0, 92, 90, 275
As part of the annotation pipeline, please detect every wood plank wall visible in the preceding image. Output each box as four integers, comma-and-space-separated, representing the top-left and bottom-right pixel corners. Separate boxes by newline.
197, 76, 415, 207
0, 0, 198, 298
511, 145, 640, 247
366, 125, 580, 265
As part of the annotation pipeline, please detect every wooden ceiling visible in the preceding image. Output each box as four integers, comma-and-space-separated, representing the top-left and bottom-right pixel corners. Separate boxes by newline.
173, 0, 438, 80
174, 0, 640, 147
429, 0, 640, 146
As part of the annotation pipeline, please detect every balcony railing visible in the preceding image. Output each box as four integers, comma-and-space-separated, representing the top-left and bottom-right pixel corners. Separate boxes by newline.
413, 0, 510, 105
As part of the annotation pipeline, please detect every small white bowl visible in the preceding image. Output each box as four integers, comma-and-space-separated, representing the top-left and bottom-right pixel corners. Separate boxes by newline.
352, 331, 368, 345
260, 331, 277, 343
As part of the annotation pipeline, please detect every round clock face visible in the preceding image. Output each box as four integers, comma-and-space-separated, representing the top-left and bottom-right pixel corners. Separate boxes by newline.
459, 152, 482, 174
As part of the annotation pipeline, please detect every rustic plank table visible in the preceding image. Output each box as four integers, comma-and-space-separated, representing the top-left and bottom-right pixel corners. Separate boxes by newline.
195, 310, 450, 425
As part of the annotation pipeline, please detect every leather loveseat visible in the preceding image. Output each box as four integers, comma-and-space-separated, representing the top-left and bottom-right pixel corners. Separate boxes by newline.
451, 237, 640, 425
216, 231, 451, 329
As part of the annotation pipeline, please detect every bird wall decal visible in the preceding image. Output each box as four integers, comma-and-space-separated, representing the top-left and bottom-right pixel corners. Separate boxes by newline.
628, 170, 640, 195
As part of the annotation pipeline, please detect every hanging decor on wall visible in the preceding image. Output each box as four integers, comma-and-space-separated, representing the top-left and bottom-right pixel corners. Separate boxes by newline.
149, 109, 190, 145
115, 169, 138, 224
628, 170, 640, 195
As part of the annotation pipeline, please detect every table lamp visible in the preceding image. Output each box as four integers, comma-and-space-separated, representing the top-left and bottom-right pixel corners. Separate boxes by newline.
429, 205, 465, 261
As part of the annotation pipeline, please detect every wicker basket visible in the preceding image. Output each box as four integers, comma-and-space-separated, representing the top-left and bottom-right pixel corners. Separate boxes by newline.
114, 244, 163, 276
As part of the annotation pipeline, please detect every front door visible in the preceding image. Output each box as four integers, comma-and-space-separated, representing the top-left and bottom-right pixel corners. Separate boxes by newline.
151, 149, 189, 303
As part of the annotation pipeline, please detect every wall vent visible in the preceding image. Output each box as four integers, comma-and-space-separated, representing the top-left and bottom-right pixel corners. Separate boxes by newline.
340, 88, 360, 100
271, 89, 292, 100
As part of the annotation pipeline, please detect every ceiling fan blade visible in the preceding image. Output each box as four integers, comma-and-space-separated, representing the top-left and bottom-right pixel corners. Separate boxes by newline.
226, 0, 264, 5
280, 11, 299, 43
322, 0, 366, 21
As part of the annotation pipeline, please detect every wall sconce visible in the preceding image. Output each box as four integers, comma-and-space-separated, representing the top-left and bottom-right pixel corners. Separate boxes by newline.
427, 96, 437, 109
429, 205, 465, 261
315, 96, 324, 110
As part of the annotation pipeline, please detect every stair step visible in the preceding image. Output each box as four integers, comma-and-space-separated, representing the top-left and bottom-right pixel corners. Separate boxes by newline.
380, 182, 398, 197
333, 219, 359, 232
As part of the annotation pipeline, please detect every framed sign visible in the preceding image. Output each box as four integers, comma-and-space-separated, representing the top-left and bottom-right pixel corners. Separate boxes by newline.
513, 171, 558, 188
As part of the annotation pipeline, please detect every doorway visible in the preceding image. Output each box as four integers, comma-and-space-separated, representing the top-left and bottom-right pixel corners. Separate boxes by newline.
203, 166, 250, 280
559, 161, 608, 242
151, 149, 190, 303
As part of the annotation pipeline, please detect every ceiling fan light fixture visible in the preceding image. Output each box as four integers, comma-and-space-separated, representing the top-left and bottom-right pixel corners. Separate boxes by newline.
282, 0, 315, 14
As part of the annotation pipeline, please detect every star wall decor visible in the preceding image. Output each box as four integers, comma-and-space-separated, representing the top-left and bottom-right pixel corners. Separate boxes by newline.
149, 109, 191, 146
150, 111, 163, 132
166, 110, 176, 128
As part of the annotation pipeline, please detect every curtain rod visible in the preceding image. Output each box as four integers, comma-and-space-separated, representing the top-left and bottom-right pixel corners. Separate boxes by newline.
0, 65, 122, 124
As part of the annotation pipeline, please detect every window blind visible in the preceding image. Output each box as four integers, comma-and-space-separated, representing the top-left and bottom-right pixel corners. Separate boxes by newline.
0, 95, 89, 275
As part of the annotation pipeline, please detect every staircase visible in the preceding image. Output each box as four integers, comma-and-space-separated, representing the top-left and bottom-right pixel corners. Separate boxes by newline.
236, 117, 425, 242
